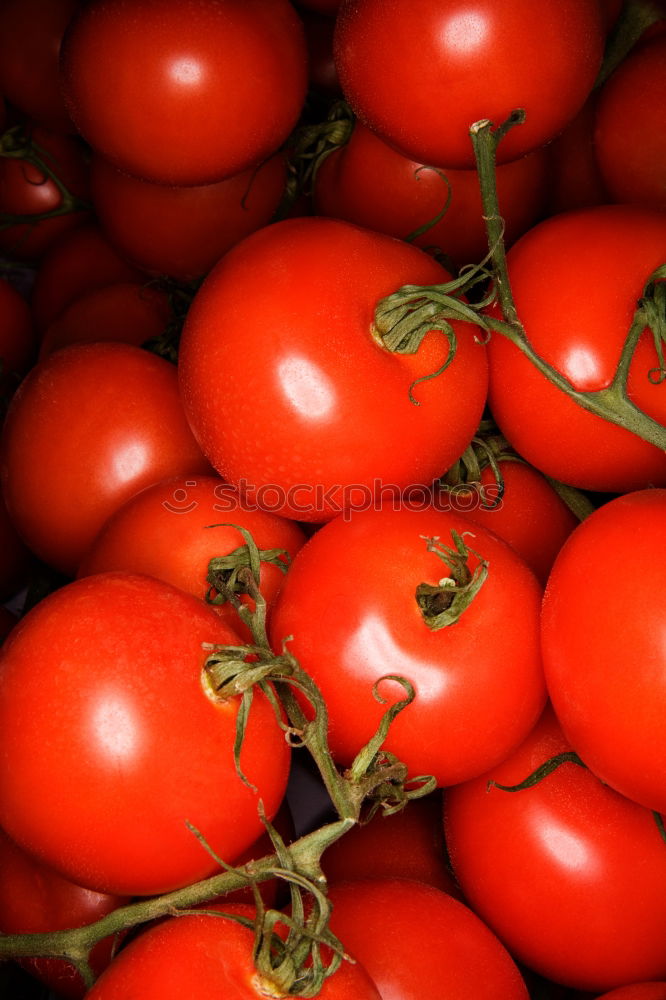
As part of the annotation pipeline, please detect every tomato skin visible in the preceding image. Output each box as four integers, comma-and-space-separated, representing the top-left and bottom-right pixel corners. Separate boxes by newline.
541, 488, 666, 814
313, 121, 550, 271
77, 473, 308, 639
594, 986, 666, 1000
29, 223, 145, 334
445, 460, 580, 586
486, 205, 666, 492
38, 280, 172, 359
444, 704, 666, 991
269, 505, 546, 787
86, 903, 382, 999
0, 572, 291, 896
326, 878, 530, 999
0, 827, 129, 1000
0, 125, 91, 262
594, 32, 666, 209
60, 0, 308, 186
1, 341, 211, 576
333, 0, 604, 169
178, 216, 488, 522
90, 151, 289, 281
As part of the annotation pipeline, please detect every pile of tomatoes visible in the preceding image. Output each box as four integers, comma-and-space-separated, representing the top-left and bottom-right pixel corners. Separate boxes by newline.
0, 0, 665, 998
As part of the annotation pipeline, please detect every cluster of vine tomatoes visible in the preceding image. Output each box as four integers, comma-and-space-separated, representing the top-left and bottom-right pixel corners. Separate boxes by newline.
0, 1, 665, 998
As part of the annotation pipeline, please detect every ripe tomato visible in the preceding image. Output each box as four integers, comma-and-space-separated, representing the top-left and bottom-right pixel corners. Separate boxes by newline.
321, 790, 460, 895
541, 488, 666, 814
1, 341, 211, 576
444, 704, 666, 991
29, 222, 144, 334
0, 572, 291, 896
313, 120, 550, 271
441, 459, 581, 586
0, 827, 129, 1000
269, 505, 546, 787
326, 878, 530, 998
486, 205, 666, 492
38, 280, 172, 360
178, 216, 488, 522
0, 124, 91, 261
594, 32, 666, 209
86, 903, 382, 999
89, 150, 289, 281
60, 0, 308, 185
78, 473, 307, 639
0, 0, 81, 133
333, 0, 604, 169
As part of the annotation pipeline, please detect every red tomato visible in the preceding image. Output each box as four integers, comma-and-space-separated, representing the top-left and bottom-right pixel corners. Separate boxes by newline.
0, 572, 291, 896
37, 280, 172, 360
333, 0, 604, 169
541, 488, 666, 814
78, 473, 307, 639
178, 216, 488, 522
594, 32, 666, 209
89, 151, 289, 282
486, 205, 666, 492
0, 124, 90, 262
85, 902, 382, 999
0, 827, 129, 1000
0, 0, 81, 133
60, 0, 308, 185
1, 341, 211, 576
326, 878, 530, 998
445, 704, 666, 991
321, 791, 460, 895
29, 222, 145, 334
313, 120, 550, 271
441, 459, 581, 586
269, 505, 546, 787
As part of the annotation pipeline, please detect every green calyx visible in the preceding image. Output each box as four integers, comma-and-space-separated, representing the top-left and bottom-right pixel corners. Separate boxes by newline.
416, 530, 489, 629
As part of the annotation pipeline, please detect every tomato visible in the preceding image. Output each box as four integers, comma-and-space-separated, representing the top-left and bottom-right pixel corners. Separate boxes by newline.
326, 878, 530, 998
0, 572, 290, 896
541, 488, 666, 814
29, 223, 145, 334
269, 504, 546, 787
0, 274, 35, 400
86, 902, 382, 999
0, 0, 81, 133
1, 341, 211, 576
441, 459, 581, 586
444, 704, 666, 991
321, 790, 460, 895
594, 32, 666, 209
333, 0, 604, 169
77, 473, 307, 640
89, 150, 289, 282
178, 216, 488, 522
313, 120, 550, 271
486, 205, 666, 492
0, 123, 91, 263
0, 827, 129, 1000
60, 0, 308, 186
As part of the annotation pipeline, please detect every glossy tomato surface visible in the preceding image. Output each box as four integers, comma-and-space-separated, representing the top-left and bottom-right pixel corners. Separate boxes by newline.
445, 705, 666, 991
334, 0, 604, 168
326, 878, 530, 999
86, 903, 382, 999
178, 216, 488, 522
60, 0, 308, 185
541, 488, 666, 813
0, 572, 291, 896
1, 341, 211, 575
269, 505, 546, 786
486, 205, 666, 492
